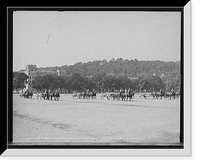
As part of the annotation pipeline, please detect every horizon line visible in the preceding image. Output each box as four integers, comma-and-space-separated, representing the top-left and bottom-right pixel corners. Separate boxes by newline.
14, 58, 180, 72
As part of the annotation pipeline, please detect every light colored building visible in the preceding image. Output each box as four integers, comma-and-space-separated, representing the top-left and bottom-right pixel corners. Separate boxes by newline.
24, 65, 37, 90
21, 65, 66, 90
57, 68, 66, 76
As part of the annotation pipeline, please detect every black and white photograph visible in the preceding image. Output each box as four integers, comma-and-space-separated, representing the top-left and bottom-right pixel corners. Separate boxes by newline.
5, 4, 192, 157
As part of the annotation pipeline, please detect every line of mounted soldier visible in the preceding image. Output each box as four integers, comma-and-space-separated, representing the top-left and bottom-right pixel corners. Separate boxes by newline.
20, 88, 179, 101
139, 89, 180, 100
19, 89, 33, 98
73, 88, 135, 101
101, 88, 135, 101
36, 90, 60, 100
104, 89, 179, 101
72, 88, 180, 101
72, 89, 97, 99
20, 89, 60, 100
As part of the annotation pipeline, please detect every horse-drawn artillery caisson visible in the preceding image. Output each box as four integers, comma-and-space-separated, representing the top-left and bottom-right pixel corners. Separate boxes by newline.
36, 90, 60, 101
149, 89, 179, 100
20, 90, 33, 98
72, 89, 97, 99
101, 88, 135, 101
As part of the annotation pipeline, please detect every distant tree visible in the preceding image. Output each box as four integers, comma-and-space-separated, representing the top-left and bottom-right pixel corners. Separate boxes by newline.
32, 76, 44, 91
119, 76, 132, 89
32, 75, 53, 91
42, 75, 55, 90
146, 75, 165, 91
109, 76, 122, 90
69, 73, 85, 91
13, 72, 28, 91
173, 74, 181, 90
82, 77, 96, 91
92, 72, 106, 92
161, 72, 181, 91
32, 75, 66, 91
102, 76, 114, 91
49, 75, 65, 90
127, 79, 138, 91
138, 74, 164, 92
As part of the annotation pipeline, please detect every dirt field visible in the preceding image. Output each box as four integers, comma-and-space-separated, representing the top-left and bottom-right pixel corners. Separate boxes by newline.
13, 93, 180, 145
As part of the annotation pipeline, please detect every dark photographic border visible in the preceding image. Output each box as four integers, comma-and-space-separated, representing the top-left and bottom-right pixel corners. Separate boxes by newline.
4, 3, 190, 155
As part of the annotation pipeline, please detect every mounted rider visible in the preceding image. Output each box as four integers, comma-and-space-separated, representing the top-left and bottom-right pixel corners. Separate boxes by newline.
92, 89, 96, 95
171, 88, 175, 93
45, 89, 49, 100
159, 89, 163, 94
91, 89, 97, 99
119, 88, 123, 96
124, 88, 128, 95
171, 88, 176, 95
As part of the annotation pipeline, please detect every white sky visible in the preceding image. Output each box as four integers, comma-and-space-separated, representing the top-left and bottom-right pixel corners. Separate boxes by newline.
13, 11, 181, 71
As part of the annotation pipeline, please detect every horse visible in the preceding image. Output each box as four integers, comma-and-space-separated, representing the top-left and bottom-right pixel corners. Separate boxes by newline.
164, 92, 171, 99
49, 92, 54, 100
74, 92, 86, 99
164, 91, 176, 100
126, 90, 135, 101
37, 90, 60, 100
150, 92, 157, 99
36, 92, 46, 100
89, 91, 97, 99
55, 91, 60, 100
45, 91, 50, 100
109, 93, 120, 100
48, 91, 60, 100
72, 91, 82, 99
76, 90, 96, 99
21, 91, 27, 98
21, 90, 33, 98
40, 90, 50, 100
72, 91, 78, 98
169, 91, 176, 100
79, 92, 86, 99
36, 92, 41, 99
118, 92, 127, 101
175, 91, 180, 98
155, 90, 165, 99
101, 93, 110, 100
19, 91, 23, 98
108, 90, 134, 101
140, 92, 148, 99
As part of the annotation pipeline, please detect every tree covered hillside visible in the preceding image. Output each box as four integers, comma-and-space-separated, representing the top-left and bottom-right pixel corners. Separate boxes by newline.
58, 58, 180, 78
35, 58, 181, 92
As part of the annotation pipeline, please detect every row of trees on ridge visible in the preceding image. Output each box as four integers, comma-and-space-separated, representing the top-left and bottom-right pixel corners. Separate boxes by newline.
13, 59, 181, 93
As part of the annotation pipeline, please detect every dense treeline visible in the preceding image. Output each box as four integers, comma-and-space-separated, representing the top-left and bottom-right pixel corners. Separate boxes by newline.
13, 72, 29, 92
38, 58, 180, 78
13, 59, 181, 93
37, 58, 181, 92
30, 73, 163, 93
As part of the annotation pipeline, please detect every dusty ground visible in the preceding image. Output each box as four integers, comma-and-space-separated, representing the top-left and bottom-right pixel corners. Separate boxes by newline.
13, 93, 180, 145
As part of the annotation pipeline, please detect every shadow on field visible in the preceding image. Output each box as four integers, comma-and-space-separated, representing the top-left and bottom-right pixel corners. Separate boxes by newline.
78, 100, 171, 109
14, 111, 71, 131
